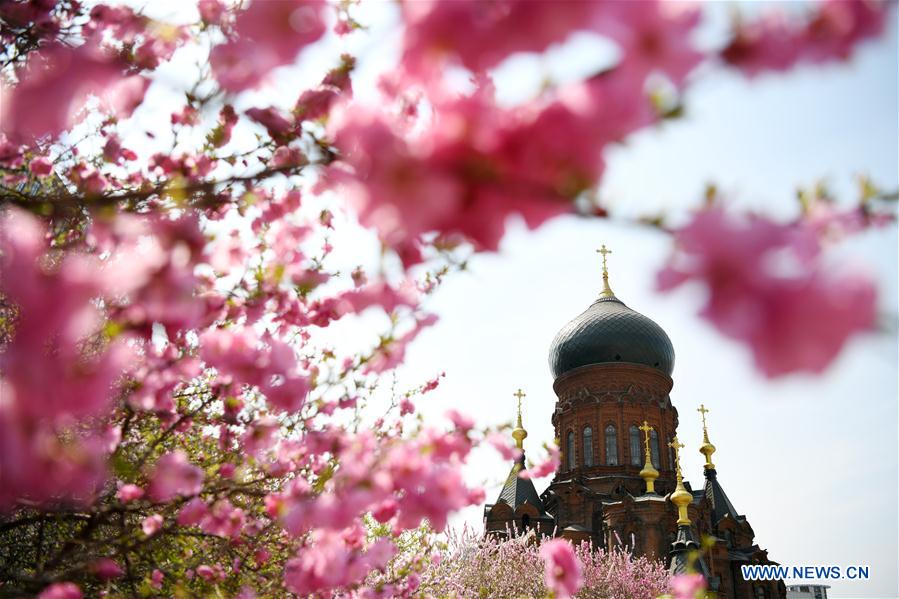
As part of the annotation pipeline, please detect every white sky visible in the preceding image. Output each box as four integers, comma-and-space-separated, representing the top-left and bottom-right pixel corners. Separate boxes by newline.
109, 2, 899, 596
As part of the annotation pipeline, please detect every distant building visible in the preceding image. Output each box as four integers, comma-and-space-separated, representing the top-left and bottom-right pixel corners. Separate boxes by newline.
786, 585, 830, 599
484, 246, 786, 599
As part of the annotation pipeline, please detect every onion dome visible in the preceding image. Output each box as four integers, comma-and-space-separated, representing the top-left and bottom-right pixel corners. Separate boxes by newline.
548, 245, 675, 379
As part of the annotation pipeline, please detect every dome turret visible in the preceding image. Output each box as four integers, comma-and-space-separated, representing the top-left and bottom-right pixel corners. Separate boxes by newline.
548, 245, 674, 379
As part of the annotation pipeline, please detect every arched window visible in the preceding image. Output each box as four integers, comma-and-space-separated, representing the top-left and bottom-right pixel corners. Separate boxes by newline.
650, 430, 660, 469
604, 425, 618, 465
629, 425, 641, 466
567, 431, 576, 470
583, 427, 594, 467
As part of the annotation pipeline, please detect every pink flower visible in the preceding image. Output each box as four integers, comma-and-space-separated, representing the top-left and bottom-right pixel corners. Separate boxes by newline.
150, 569, 164, 589
91, 558, 124, 580
596, 1, 704, 89
177, 497, 209, 526
142, 514, 164, 537
723, 0, 887, 77
210, 0, 327, 91
363, 314, 438, 374
487, 433, 523, 461
28, 156, 53, 175
539, 539, 583, 599
399, 0, 595, 78
200, 499, 246, 538
671, 573, 707, 599
148, 451, 204, 502
116, 484, 144, 503
284, 530, 397, 596
328, 85, 592, 258
245, 106, 295, 140
0, 41, 147, 142
196, 564, 218, 581
519, 442, 560, 480
657, 208, 877, 377
200, 327, 310, 412
198, 0, 226, 25
37, 583, 82, 599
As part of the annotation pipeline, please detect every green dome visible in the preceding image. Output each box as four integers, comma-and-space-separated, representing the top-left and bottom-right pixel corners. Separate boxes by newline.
549, 295, 675, 379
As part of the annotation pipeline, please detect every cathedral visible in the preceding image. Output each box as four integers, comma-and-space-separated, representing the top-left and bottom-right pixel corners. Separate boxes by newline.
483, 246, 786, 599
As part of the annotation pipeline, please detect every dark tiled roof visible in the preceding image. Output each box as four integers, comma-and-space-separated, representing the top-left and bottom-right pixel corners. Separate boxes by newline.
548, 296, 675, 378
669, 524, 705, 576
704, 469, 744, 524
496, 457, 547, 515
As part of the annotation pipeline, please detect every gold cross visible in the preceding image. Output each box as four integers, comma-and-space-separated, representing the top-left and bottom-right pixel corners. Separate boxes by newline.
596, 244, 612, 276
638, 420, 653, 457
697, 404, 710, 431
513, 388, 526, 421
669, 435, 685, 479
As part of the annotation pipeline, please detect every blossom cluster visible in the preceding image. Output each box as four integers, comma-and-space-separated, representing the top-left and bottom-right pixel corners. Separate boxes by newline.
409, 528, 668, 599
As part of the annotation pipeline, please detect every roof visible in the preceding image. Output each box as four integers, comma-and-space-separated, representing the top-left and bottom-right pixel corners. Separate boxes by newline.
703, 468, 744, 524
495, 457, 548, 515
548, 295, 675, 379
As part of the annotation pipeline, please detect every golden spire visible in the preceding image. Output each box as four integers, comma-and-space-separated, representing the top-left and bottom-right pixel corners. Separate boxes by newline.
638, 421, 659, 494
511, 388, 528, 450
596, 244, 615, 298
668, 435, 692, 526
697, 404, 716, 470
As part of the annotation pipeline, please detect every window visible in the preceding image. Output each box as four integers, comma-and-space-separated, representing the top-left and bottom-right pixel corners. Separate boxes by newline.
567, 431, 576, 470
604, 425, 618, 465
583, 427, 594, 467
650, 430, 660, 469
629, 425, 641, 465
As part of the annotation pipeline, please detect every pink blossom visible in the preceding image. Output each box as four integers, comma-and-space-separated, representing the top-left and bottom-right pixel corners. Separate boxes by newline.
245, 106, 295, 140
597, 1, 704, 88
399, 0, 595, 79
671, 573, 707, 599
519, 442, 560, 479
723, 0, 887, 77
0, 41, 146, 142
295, 87, 340, 121
142, 514, 164, 536
328, 85, 591, 257
0, 209, 135, 507
284, 530, 397, 595
148, 451, 204, 502
177, 497, 209, 526
196, 564, 218, 581
150, 569, 164, 589
210, 0, 327, 91
540, 539, 583, 599
270, 145, 306, 168
657, 208, 877, 377
198, 0, 227, 25
37, 583, 82, 599
91, 558, 124, 580
116, 483, 144, 502
200, 327, 310, 412
28, 156, 53, 175
364, 314, 438, 374
200, 499, 246, 538
487, 433, 523, 461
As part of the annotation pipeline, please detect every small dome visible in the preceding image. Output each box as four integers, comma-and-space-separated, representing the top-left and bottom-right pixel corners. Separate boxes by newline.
549, 295, 675, 378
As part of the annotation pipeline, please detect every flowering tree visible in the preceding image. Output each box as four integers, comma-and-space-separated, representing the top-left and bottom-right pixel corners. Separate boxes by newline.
0, 0, 894, 597
379, 528, 668, 599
